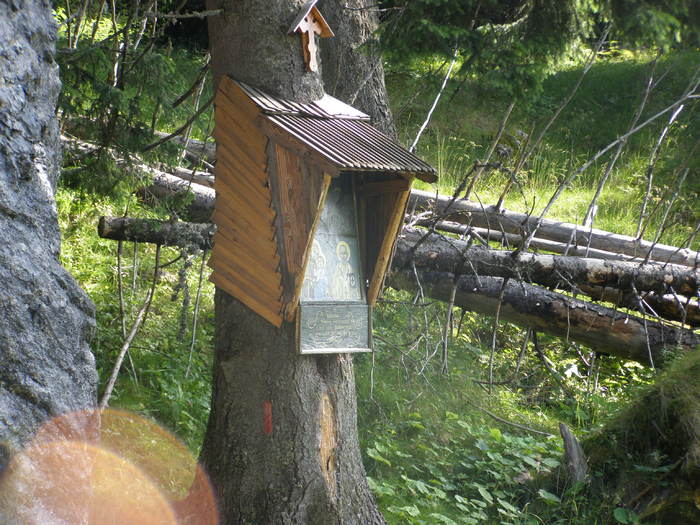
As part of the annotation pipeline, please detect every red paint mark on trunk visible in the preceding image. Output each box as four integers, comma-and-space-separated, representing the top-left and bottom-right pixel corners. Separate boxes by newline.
263, 401, 273, 436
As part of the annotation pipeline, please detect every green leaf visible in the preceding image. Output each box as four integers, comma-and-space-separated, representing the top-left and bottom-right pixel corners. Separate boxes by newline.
428, 513, 458, 524
366, 447, 392, 467
477, 486, 493, 504
613, 507, 639, 524
399, 505, 421, 517
537, 489, 561, 504
542, 457, 561, 468
496, 498, 519, 514
522, 456, 540, 469
613, 507, 629, 524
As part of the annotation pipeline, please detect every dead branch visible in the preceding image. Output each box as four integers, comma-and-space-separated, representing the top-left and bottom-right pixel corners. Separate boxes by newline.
99, 244, 161, 409
523, 70, 700, 253
142, 96, 214, 152
144, 9, 222, 19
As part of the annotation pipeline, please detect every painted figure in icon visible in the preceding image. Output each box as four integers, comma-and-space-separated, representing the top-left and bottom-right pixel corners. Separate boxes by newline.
330, 241, 360, 301
302, 240, 327, 301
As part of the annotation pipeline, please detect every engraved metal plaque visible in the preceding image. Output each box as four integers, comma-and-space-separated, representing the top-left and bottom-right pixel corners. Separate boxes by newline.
298, 303, 371, 354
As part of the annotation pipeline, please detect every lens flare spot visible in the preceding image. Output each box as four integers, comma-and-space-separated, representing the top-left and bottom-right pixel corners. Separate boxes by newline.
0, 410, 218, 525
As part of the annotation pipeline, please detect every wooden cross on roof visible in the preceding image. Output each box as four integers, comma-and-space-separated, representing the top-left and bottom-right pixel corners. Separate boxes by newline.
288, 0, 334, 72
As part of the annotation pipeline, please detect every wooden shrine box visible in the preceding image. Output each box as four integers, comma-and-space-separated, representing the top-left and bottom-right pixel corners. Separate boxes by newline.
210, 77, 436, 354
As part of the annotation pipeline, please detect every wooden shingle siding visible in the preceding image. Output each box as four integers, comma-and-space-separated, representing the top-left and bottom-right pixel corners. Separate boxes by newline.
209, 77, 284, 327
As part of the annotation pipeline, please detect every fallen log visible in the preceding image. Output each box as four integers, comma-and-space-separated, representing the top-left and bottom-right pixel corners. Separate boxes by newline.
135, 145, 700, 271
63, 136, 215, 222
577, 284, 700, 328
152, 131, 216, 166
396, 228, 700, 298
387, 269, 698, 367
171, 166, 215, 188
97, 216, 699, 366
428, 220, 637, 262
136, 172, 215, 223
128, 136, 700, 269
104, 168, 700, 327
98, 216, 216, 249
409, 189, 700, 268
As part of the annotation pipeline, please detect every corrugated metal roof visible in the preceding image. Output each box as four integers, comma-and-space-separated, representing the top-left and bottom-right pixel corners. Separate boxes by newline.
236, 81, 437, 182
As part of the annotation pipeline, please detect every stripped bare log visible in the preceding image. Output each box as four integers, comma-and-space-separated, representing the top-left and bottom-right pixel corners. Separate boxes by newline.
171, 166, 215, 187
137, 172, 214, 223
153, 131, 216, 165
430, 220, 637, 262
387, 269, 698, 367
409, 189, 700, 268
396, 228, 700, 298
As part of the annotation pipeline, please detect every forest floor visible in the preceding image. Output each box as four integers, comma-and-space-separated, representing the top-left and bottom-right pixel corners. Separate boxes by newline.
56, 38, 699, 524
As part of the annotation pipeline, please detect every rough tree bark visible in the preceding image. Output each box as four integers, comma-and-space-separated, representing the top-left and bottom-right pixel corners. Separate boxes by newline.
197, 1, 385, 522
321, 0, 397, 138
0, 2, 98, 523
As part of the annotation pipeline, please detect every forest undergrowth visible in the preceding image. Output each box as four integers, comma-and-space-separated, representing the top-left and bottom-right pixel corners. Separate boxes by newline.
53, 14, 699, 523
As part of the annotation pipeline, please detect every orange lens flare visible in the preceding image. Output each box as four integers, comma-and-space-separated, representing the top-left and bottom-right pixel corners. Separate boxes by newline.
0, 409, 218, 525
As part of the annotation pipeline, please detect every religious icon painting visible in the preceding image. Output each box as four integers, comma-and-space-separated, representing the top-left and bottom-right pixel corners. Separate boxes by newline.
298, 173, 371, 354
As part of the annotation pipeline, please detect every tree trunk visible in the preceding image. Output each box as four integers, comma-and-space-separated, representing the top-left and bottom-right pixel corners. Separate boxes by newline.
200, 295, 384, 524
0, 2, 97, 523
321, 0, 397, 138
198, 1, 384, 522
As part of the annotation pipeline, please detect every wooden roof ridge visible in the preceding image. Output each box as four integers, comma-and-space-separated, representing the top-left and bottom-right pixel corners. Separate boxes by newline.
287, 0, 334, 38
236, 80, 370, 121
224, 77, 437, 182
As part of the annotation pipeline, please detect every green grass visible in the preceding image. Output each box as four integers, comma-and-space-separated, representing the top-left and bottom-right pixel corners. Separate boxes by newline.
389, 50, 700, 250
56, 188, 215, 449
